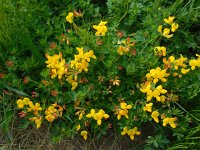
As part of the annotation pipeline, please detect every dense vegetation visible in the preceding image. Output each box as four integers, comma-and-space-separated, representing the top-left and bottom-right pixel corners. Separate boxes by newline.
0, 0, 200, 149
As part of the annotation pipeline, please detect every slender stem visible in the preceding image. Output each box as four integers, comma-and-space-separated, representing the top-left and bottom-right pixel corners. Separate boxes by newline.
175, 102, 200, 123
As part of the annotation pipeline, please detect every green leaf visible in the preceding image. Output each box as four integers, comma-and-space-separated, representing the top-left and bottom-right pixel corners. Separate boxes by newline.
153, 141, 158, 148
126, 63, 135, 75
40, 68, 49, 78
68, 91, 76, 101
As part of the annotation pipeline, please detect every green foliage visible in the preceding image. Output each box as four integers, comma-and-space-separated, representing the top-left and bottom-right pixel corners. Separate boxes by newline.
0, 0, 200, 149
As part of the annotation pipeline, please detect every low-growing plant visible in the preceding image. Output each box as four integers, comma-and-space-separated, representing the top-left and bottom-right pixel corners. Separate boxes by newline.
1, 0, 200, 149
14, 9, 200, 143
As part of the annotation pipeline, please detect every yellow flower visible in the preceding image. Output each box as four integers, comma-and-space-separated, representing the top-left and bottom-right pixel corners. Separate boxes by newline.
93, 21, 108, 36
45, 114, 55, 122
121, 102, 132, 110
93, 109, 109, 125
158, 25, 163, 33
163, 28, 173, 38
164, 16, 175, 25
181, 68, 190, 74
127, 127, 141, 140
35, 117, 42, 129
71, 81, 78, 90
160, 95, 166, 103
17, 99, 24, 109
146, 67, 170, 83
127, 129, 135, 140
154, 46, 166, 56
45, 53, 66, 80
163, 117, 177, 128
121, 127, 128, 135
81, 130, 88, 140
171, 23, 179, 32
70, 48, 96, 74
189, 55, 200, 70
116, 102, 132, 120
143, 103, 153, 112
66, 12, 74, 23
75, 110, 85, 120
121, 127, 141, 140
86, 109, 96, 118
45, 104, 63, 122
23, 98, 30, 105
151, 111, 159, 123
174, 54, 187, 69
29, 116, 42, 129
76, 124, 81, 131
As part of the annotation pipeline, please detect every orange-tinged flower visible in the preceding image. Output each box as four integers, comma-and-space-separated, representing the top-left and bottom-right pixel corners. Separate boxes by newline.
45, 115, 55, 122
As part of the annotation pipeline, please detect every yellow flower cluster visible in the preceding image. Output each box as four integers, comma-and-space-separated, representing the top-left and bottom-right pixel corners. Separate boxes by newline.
115, 102, 132, 120
117, 38, 136, 55
17, 98, 42, 115
158, 16, 179, 38
45, 48, 96, 90
45, 104, 63, 122
86, 109, 109, 125
145, 67, 170, 84
163, 117, 177, 128
140, 82, 167, 102
45, 53, 67, 79
121, 127, 141, 140
27, 102, 42, 115
66, 12, 74, 23
17, 97, 43, 128
154, 46, 166, 57
189, 54, 200, 70
93, 21, 108, 36
17, 97, 31, 109
67, 47, 96, 90
163, 55, 192, 76
70, 47, 96, 73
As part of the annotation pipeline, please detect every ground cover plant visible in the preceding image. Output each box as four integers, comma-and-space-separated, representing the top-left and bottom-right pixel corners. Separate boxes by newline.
1, 0, 200, 149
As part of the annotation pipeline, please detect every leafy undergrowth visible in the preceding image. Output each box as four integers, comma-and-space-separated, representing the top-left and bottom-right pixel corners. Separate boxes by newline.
1, 0, 200, 150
